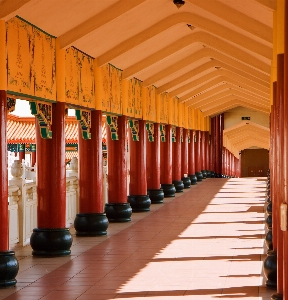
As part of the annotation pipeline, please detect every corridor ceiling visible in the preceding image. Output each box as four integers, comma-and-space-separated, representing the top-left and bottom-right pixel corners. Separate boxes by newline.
1, 0, 273, 151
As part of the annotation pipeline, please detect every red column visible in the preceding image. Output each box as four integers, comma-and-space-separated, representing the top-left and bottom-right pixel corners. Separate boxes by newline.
194, 130, 203, 181
284, 3, 288, 296
146, 123, 164, 203
105, 115, 132, 222
0, 91, 18, 287
30, 102, 72, 256
160, 124, 175, 197
128, 120, 150, 211
274, 54, 284, 296
201, 131, 207, 179
172, 127, 184, 192
219, 114, 224, 177
215, 115, 221, 177
188, 130, 197, 184
74, 110, 108, 236
181, 128, 191, 188
205, 132, 210, 175
210, 117, 216, 176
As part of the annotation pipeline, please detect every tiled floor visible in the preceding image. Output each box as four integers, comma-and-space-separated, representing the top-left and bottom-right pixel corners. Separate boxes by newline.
0, 178, 273, 299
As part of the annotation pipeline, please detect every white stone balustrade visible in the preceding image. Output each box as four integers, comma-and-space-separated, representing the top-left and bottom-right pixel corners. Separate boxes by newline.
8, 158, 109, 247
8, 160, 79, 248
8, 185, 21, 245
66, 176, 78, 228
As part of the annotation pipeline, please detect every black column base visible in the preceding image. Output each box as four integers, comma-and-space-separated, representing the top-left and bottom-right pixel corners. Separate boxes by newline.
263, 250, 277, 289
181, 177, 191, 189
0, 251, 19, 287
196, 171, 203, 182
160, 184, 176, 197
201, 170, 207, 179
271, 293, 283, 300
105, 203, 132, 222
172, 180, 184, 193
147, 189, 164, 204
74, 213, 109, 236
210, 171, 215, 178
206, 170, 211, 178
265, 214, 272, 230
265, 229, 273, 250
128, 195, 151, 212
189, 174, 197, 185
30, 228, 73, 257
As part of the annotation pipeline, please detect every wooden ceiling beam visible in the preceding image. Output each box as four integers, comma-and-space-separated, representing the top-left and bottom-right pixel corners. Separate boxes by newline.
59, 0, 146, 49
98, 12, 271, 66
187, 0, 273, 39
145, 48, 269, 89
0, 0, 33, 19
122, 32, 270, 79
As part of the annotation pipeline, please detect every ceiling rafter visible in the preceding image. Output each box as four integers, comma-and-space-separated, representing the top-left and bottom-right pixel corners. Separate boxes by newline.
169, 69, 269, 98
199, 94, 269, 112
0, 0, 33, 19
187, 0, 273, 40
204, 103, 269, 117
198, 94, 268, 111
181, 83, 269, 103
173, 76, 269, 101
144, 48, 270, 88
59, 0, 146, 49
122, 31, 270, 79
185, 88, 270, 108
157, 59, 270, 95
97, 12, 271, 66
254, 0, 276, 10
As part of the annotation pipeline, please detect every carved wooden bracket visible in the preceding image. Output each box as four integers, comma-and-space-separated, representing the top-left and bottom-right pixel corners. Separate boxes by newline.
129, 119, 139, 141
75, 109, 91, 140
146, 122, 154, 142
7, 97, 16, 113
30, 101, 52, 139
106, 115, 119, 140
160, 124, 166, 142
187, 130, 190, 143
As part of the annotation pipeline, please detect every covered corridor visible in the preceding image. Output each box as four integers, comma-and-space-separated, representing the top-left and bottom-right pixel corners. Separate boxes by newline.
0, 178, 271, 300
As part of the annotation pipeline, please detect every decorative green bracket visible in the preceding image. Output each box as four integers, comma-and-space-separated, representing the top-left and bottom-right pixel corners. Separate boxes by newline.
30, 101, 52, 139
160, 124, 166, 142
194, 131, 197, 143
188, 130, 190, 143
106, 115, 119, 140
18, 143, 25, 152
129, 119, 139, 141
7, 98, 16, 113
75, 109, 91, 140
145, 122, 154, 142
172, 126, 176, 142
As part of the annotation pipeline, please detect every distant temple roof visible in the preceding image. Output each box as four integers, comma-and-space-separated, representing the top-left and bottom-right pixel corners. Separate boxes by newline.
7, 115, 107, 145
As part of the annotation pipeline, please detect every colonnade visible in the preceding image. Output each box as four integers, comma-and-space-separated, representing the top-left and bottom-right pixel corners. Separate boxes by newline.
0, 95, 241, 286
